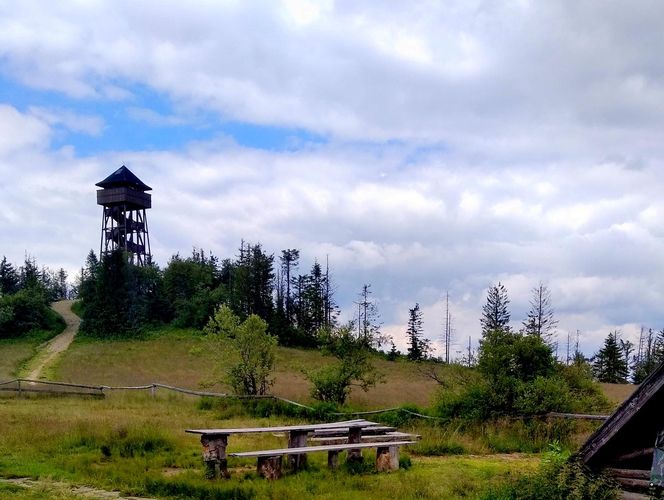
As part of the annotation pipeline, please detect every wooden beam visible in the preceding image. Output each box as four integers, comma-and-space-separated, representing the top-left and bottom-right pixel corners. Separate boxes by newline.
614, 477, 651, 490
605, 468, 650, 479
614, 448, 654, 463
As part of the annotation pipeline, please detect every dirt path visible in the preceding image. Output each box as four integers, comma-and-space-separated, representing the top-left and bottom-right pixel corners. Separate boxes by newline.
24, 300, 79, 380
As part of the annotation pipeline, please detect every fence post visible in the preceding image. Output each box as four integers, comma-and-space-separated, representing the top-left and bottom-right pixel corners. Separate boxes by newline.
17, 379, 22, 398
151, 384, 156, 399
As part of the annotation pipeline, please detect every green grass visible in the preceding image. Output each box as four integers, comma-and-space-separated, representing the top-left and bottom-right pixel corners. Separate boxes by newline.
0, 328, 64, 381
53, 327, 442, 408
0, 394, 538, 499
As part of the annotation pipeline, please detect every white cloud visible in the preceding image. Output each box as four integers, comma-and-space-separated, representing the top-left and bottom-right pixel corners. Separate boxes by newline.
2, 2, 664, 357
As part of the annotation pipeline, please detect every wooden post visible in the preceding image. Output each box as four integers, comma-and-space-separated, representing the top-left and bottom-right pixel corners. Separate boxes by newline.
328, 450, 339, 469
257, 456, 282, 479
376, 445, 399, 471
347, 427, 363, 463
150, 384, 156, 399
17, 380, 22, 398
201, 434, 229, 479
287, 430, 308, 470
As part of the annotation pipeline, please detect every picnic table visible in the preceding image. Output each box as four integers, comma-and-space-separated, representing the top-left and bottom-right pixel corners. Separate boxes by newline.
186, 419, 414, 478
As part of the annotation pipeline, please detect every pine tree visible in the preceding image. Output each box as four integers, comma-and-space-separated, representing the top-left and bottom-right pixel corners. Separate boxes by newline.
406, 303, 429, 360
523, 282, 558, 345
480, 282, 510, 334
593, 331, 628, 383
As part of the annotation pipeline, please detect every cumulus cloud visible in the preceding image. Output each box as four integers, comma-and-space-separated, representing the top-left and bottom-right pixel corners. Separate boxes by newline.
2, 2, 664, 357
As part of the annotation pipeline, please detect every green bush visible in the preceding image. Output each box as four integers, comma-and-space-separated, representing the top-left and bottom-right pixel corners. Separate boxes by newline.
0, 288, 64, 338
483, 444, 620, 499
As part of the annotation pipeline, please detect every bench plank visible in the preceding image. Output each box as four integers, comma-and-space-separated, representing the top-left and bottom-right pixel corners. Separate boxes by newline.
186, 419, 379, 435
310, 431, 420, 444
229, 440, 416, 458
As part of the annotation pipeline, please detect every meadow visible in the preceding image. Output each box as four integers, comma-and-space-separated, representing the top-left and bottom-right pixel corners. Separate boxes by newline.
0, 393, 542, 499
0, 320, 629, 498
52, 328, 440, 408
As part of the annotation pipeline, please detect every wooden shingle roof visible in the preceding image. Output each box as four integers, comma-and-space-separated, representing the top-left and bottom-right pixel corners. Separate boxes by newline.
96, 165, 152, 191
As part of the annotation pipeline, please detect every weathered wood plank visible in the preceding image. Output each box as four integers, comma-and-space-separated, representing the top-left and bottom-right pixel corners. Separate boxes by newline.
614, 448, 655, 462
186, 419, 378, 435
229, 440, 416, 458
548, 412, 609, 421
606, 468, 650, 480
614, 477, 651, 490
312, 426, 397, 437
310, 431, 419, 444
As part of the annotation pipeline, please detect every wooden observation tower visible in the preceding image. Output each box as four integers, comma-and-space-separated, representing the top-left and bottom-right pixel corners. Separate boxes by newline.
96, 165, 152, 266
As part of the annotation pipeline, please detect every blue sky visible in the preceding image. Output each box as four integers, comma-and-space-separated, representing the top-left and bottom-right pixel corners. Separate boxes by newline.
0, 74, 327, 154
2, 0, 664, 357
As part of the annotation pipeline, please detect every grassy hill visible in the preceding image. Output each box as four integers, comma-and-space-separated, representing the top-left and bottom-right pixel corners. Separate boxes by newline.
52, 328, 441, 409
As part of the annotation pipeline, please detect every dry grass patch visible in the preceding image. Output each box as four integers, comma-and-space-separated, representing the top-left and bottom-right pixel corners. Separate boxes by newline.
600, 382, 637, 406
54, 329, 439, 409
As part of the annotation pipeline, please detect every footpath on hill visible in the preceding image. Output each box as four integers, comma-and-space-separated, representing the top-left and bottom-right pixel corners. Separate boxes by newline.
23, 300, 80, 380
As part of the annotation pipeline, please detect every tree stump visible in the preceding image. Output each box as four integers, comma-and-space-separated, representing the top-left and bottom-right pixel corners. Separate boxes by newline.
201, 434, 229, 479
376, 445, 399, 471
288, 430, 308, 470
328, 450, 340, 469
257, 456, 283, 479
346, 427, 364, 463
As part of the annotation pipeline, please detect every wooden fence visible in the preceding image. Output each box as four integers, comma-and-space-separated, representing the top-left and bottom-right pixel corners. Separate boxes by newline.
0, 378, 611, 421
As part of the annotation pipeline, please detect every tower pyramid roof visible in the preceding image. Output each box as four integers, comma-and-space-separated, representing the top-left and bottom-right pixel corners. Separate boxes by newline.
96, 165, 152, 191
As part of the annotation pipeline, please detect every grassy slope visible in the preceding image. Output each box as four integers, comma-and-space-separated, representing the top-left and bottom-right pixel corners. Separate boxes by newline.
0, 327, 65, 381
0, 394, 538, 499
53, 328, 440, 408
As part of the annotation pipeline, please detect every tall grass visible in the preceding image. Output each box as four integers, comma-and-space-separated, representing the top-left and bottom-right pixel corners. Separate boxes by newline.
0, 393, 538, 499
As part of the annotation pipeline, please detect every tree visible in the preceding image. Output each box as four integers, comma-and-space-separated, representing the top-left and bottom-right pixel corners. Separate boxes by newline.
481, 282, 510, 334
308, 325, 381, 404
406, 303, 430, 360
0, 257, 19, 296
280, 249, 299, 322
206, 306, 277, 396
356, 284, 385, 348
593, 331, 628, 383
523, 282, 558, 345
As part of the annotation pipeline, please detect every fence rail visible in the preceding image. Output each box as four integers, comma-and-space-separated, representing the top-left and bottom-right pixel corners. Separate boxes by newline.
0, 378, 612, 422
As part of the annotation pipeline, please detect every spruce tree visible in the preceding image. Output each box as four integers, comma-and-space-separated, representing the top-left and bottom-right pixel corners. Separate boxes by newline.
0, 257, 19, 296
406, 303, 429, 360
593, 331, 628, 383
481, 282, 510, 334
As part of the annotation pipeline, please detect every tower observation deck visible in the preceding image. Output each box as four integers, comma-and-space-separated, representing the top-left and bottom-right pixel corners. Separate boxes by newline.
96, 165, 152, 266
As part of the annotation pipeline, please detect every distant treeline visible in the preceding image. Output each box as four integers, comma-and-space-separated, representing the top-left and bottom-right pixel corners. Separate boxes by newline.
78, 243, 337, 346
0, 256, 68, 337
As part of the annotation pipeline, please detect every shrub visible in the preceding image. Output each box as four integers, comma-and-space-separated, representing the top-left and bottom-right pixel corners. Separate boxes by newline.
205, 307, 277, 396
483, 444, 620, 499
307, 325, 381, 405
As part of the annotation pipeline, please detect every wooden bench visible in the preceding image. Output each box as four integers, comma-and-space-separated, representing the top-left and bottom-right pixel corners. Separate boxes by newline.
186, 419, 384, 478
310, 430, 420, 445
230, 440, 416, 479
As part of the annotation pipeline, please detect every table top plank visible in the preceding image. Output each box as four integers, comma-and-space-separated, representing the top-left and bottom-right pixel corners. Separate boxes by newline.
229, 440, 417, 458
185, 419, 380, 435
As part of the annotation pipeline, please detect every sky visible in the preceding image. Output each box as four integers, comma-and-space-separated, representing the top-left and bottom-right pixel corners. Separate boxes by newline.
2, 0, 664, 359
